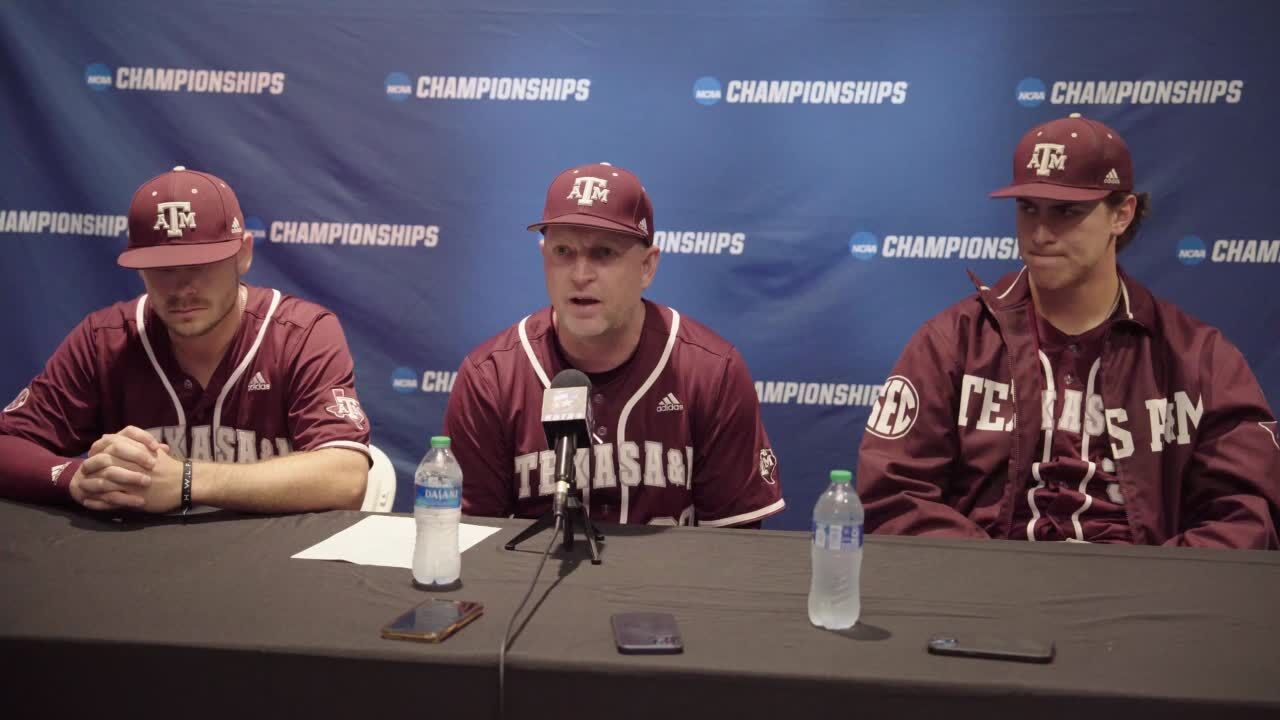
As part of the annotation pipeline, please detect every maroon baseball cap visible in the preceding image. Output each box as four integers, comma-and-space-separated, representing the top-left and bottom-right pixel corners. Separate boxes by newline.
118, 166, 247, 269
527, 162, 654, 244
990, 113, 1134, 202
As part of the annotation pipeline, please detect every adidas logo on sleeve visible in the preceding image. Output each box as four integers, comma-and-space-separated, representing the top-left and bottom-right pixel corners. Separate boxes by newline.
51, 461, 71, 484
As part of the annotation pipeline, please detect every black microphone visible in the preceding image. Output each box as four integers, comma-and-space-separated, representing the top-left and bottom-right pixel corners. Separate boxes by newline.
541, 369, 593, 522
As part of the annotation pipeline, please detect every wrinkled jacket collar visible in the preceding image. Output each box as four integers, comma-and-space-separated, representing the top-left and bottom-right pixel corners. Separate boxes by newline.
967, 265, 1155, 333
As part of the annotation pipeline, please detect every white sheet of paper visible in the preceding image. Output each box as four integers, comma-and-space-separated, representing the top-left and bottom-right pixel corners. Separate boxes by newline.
292, 515, 501, 568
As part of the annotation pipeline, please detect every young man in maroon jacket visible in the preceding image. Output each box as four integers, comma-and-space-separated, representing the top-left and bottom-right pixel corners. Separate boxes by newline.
0, 167, 370, 513
858, 114, 1280, 548
444, 163, 784, 527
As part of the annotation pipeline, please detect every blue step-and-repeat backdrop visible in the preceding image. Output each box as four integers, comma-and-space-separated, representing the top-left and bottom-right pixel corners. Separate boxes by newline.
2, 0, 1276, 528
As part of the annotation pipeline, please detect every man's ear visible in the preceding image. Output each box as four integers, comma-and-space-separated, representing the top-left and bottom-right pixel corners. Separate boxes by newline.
236, 234, 254, 275
639, 244, 660, 290
1111, 194, 1137, 238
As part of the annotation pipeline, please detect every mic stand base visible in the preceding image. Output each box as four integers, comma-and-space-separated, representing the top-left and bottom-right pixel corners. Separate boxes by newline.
505, 491, 604, 564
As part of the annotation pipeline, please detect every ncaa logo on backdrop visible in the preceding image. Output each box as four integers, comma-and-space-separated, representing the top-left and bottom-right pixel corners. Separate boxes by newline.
1177, 236, 1207, 266
693, 76, 722, 105
1014, 77, 1244, 106
1178, 233, 1280, 264
849, 232, 879, 261
83, 64, 285, 94
245, 217, 268, 241
694, 78, 908, 105
853, 228, 1020, 261
391, 368, 458, 393
1016, 77, 1046, 107
385, 72, 413, 102
404, 74, 590, 102
85, 63, 113, 91
391, 367, 419, 394
865, 375, 919, 440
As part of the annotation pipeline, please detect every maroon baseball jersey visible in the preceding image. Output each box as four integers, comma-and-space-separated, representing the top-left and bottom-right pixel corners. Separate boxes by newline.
0, 285, 370, 504
444, 300, 784, 526
858, 267, 1280, 549
1008, 307, 1131, 543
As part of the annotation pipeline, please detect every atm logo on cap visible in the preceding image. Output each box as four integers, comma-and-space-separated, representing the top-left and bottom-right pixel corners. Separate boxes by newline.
1026, 144, 1067, 177
154, 202, 196, 238
567, 177, 609, 207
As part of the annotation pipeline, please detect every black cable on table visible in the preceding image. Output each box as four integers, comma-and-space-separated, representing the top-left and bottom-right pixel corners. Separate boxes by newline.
497, 518, 561, 719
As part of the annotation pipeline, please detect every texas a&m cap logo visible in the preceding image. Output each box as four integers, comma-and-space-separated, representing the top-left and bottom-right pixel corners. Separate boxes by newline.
567, 175, 610, 207
1026, 143, 1067, 177
154, 201, 197, 238
990, 114, 1134, 202
119, 166, 247, 269
528, 163, 655, 244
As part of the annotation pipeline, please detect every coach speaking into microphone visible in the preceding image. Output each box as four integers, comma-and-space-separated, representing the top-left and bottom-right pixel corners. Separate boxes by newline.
443, 163, 784, 528
541, 369, 594, 523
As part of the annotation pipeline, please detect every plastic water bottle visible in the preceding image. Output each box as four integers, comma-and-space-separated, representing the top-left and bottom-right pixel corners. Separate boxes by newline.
413, 436, 463, 587
808, 469, 863, 629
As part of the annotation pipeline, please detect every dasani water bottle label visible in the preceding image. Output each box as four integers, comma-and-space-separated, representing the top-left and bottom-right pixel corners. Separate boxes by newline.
813, 522, 863, 550
415, 484, 460, 509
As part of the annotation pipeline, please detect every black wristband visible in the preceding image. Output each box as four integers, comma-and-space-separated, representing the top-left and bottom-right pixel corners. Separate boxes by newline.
181, 460, 193, 515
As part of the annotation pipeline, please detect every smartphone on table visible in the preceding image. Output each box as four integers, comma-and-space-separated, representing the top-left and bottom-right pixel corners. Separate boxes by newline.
611, 612, 684, 655
381, 598, 484, 643
927, 633, 1054, 663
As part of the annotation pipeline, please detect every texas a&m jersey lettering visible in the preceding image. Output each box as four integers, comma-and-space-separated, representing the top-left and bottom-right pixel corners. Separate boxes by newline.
956, 373, 1203, 458
514, 441, 693, 499
146, 425, 292, 463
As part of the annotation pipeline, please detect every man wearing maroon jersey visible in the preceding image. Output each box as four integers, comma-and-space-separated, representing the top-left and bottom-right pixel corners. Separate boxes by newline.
444, 163, 784, 527
858, 114, 1279, 548
0, 167, 370, 513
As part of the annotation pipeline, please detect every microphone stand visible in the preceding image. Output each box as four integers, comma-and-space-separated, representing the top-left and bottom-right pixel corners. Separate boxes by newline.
504, 435, 605, 564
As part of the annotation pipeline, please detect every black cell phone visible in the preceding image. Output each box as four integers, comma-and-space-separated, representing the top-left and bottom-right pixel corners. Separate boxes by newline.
927, 633, 1054, 663
611, 612, 684, 654
380, 598, 484, 643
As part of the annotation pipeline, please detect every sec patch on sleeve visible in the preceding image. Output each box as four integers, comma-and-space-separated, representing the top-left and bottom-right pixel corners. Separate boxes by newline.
865, 375, 919, 440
